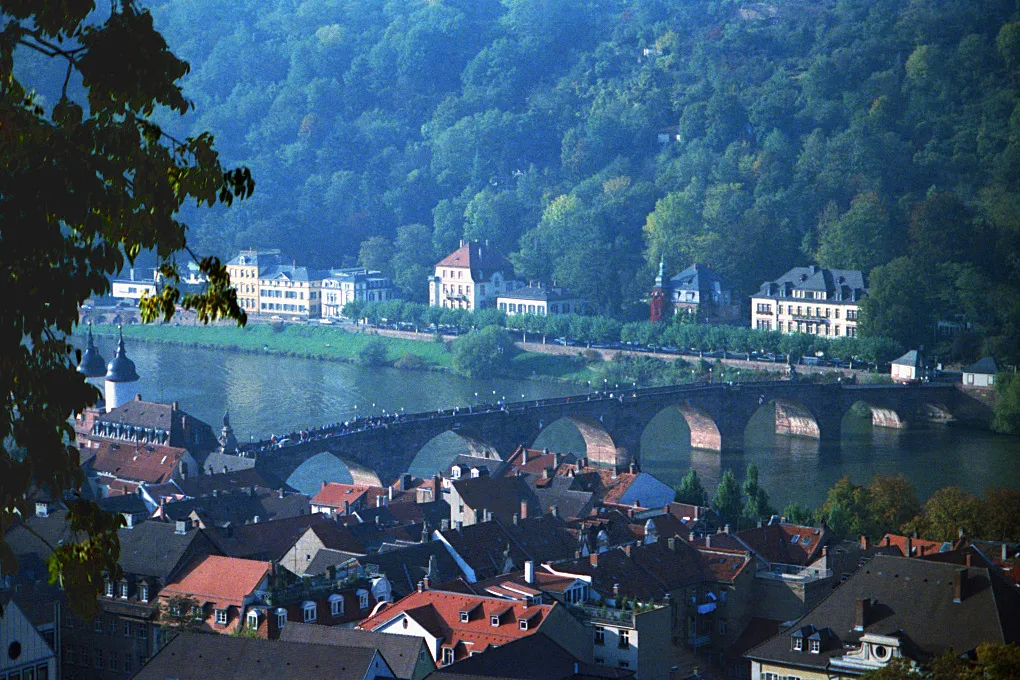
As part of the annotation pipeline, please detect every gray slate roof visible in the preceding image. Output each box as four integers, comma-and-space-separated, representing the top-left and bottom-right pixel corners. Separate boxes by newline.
133, 631, 393, 680
747, 554, 1020, 670
498, 285, 575, 302
891, 350, 920, 367
670, 263, 730, 294
757, 266, 866, 301
963, 357, 999, 375
361, 541, 463, 599
280, 623, 433, 680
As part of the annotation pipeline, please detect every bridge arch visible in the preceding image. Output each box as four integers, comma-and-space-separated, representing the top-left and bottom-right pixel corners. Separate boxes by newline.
407, 427, 501, 478
532, 416, 624, 469
285, 451, 383, 496
639, 402, 723, 452
745, 396, 826, 442
842, 400, 909, 430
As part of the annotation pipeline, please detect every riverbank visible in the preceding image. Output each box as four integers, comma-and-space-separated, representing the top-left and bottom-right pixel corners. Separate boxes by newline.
85, 322, 599, 384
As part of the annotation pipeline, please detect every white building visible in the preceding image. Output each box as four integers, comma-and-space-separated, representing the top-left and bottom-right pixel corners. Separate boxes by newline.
497, 284, 585, 316
962, 357, 998, 388
322, 268, 397, 319
750, 266, 866, 338
428, 241, 521, 311
0, 599, 58, 680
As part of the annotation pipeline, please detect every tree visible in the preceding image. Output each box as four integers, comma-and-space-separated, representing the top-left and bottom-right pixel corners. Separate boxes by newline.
978, 488, 1020, 541
390, 224, 435, 301
451, 326, 518, 377
741, 463, 774, 526
992, 373, 1020, 435
358, 236, 395, 274
1, 2, 252, 616
867, 474, 920, 535
815, 193, 898, 273
908, 486, 981, 542
355, 337, 390, 367
858, 257, 933, 348
816, 477, 875, 539
675, 468, 708, 506
711, 469, 744, 525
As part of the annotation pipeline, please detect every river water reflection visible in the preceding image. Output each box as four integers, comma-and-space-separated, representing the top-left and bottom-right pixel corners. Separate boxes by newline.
91, 338, 1019, 508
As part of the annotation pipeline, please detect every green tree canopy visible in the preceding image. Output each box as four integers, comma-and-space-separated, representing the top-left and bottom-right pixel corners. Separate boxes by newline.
675, 467, 708, 506
711, 469, 744, 525
1, 1, 251, 616
451, 326, 519, 377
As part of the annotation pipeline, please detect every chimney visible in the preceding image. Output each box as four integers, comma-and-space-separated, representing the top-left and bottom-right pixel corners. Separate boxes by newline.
1003, 544, 1009, 562
253, 515, 260, 524
905, 536, 912, 557
860, 536, 869, 550
723, 524, 730, 534
174, 520, 188, 535
440, 519, 450, 531
417, 580, 425, 593
958, 527, 965, 540
212, 489, 219, 498
883, 535, 891, 546
423, 576, 430, 590
613, 583, 620, 599
521, 448, 528, 463
512, 513, 519, 526
377, 495, 383, 508
520, 499, 528, 520
623, 545, 632, 556
953, 568, 967, 603
279, 488, 285, 499
344, 500, 350, 515
705, 535, 711, 548
550, 504, 559, 519
400, 473, 412, 491
688, 532, 695, 542
553, 452, 561, 468
693, 505, 699, 520
667, 537, 676, 551
122, 513, 134, 529
629, 462, 636, 474
854, 598, 872, 631
388, 486, 394, 501
456, 520, 463, 531
524, 560, 535, 584
965, 553, 973, 567
589, 553, 598, 567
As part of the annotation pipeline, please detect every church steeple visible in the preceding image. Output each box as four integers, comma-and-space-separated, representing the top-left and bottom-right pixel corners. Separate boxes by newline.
219, 411, 238, 453
649, 255, 670, 323
654, 255, 666, 288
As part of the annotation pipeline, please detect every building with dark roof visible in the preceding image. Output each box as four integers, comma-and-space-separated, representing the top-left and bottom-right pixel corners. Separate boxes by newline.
154, 484, 310, 530
322, 268, 398, 319
751, 265, 866, 337
963, 357, 999, 388
435, 517, 576, 583
424, 631, 632, 680
649, 261, 740, 324
746, 554, 1020, 678
361, 542, 464, 600
890, 350, 922, 383
448, 476, 541, 528
496, 284, 586, 317
429, 240, 521, 311
133, 631, 397, 680
280, 623, 436, 680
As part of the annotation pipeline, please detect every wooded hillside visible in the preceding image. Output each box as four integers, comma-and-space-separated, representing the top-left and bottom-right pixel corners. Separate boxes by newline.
113, 1, 1020, 358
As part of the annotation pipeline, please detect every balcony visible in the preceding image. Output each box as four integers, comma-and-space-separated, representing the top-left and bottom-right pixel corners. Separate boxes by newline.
755, 562, 831, 583
687, 632, 711, 647
569, 604, 637, 628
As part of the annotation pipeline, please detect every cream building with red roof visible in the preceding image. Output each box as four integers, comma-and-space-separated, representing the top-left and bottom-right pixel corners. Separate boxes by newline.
159, 555, 272, 635
357, 586, 590, 668
428, 240, 521, 311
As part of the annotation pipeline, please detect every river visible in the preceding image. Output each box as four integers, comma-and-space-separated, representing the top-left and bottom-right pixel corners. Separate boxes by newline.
87, 338, 1019, 508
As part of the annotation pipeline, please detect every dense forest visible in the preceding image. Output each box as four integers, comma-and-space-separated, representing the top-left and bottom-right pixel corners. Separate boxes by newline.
28, 0, 1020, 359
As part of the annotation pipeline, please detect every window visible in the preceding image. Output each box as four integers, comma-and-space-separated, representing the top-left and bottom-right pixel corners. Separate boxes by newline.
139, 584, 149, 602
594, 626, 606, 645
124, 657, 133, 673
104, 581, 113, 597
793, 638, 803, 651
303, 602, 317, 623
277, 611, 287, 630
95, 649, 104, 668
80, 648, 89, 667
64, 646, 74, 664
519, 619, 528, 631
810, 639, 821, 653
108, 618, 117, 634
442, 648, 454, 666
490, 615, 500, 627
330, 596, 344, 617
109, 651, 119, 670
120, 582, 129, 599
247, 612, 259, 629
123, 621, 132, 637
619, 630, 630, 649
619, 660, 630, 669
95, 617, 104, 633
595, 657, 605, 665
460, 611, 469, 623
718, 620, 728, 635
358, 591, 369, 610
136, 623, 148, 639
216, 609, 228, 625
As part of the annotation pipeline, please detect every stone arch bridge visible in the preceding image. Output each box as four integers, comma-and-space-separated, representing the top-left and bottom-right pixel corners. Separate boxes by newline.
254, 382, 988, 488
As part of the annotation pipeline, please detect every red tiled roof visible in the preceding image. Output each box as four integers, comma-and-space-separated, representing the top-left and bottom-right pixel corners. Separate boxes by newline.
435, 242, 513, 283
596, 471, 640, 505
161, 555, 271, 609
93, 440, 187, 484
311, 483, 383, 509
879, 533, 950, 558
359, 589, 554, 664
735, 523, 828, 566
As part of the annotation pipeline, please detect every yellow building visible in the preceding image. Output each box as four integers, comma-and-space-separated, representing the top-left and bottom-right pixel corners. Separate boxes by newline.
750, 266, 865, 338
226, 249, 281, 316
428, 240, 521, 311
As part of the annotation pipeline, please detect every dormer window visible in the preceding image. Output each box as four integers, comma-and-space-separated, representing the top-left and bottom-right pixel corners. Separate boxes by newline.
276, 608, 287, 630
519, 619, 528, 631
139, 584, 149, 602
810, 639, 821, 653
460, 611, 469, 623
490, 615, 500, 627
329, 594, 344, 617
442, 648, 454, 666
119, 582, 129, 599
104, 580, 114, 597
358, 590, 369, 610
303, 601, 317, 623
247, 611, 259, 629
793, 638, 803, 651
215, 609, 228, 625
